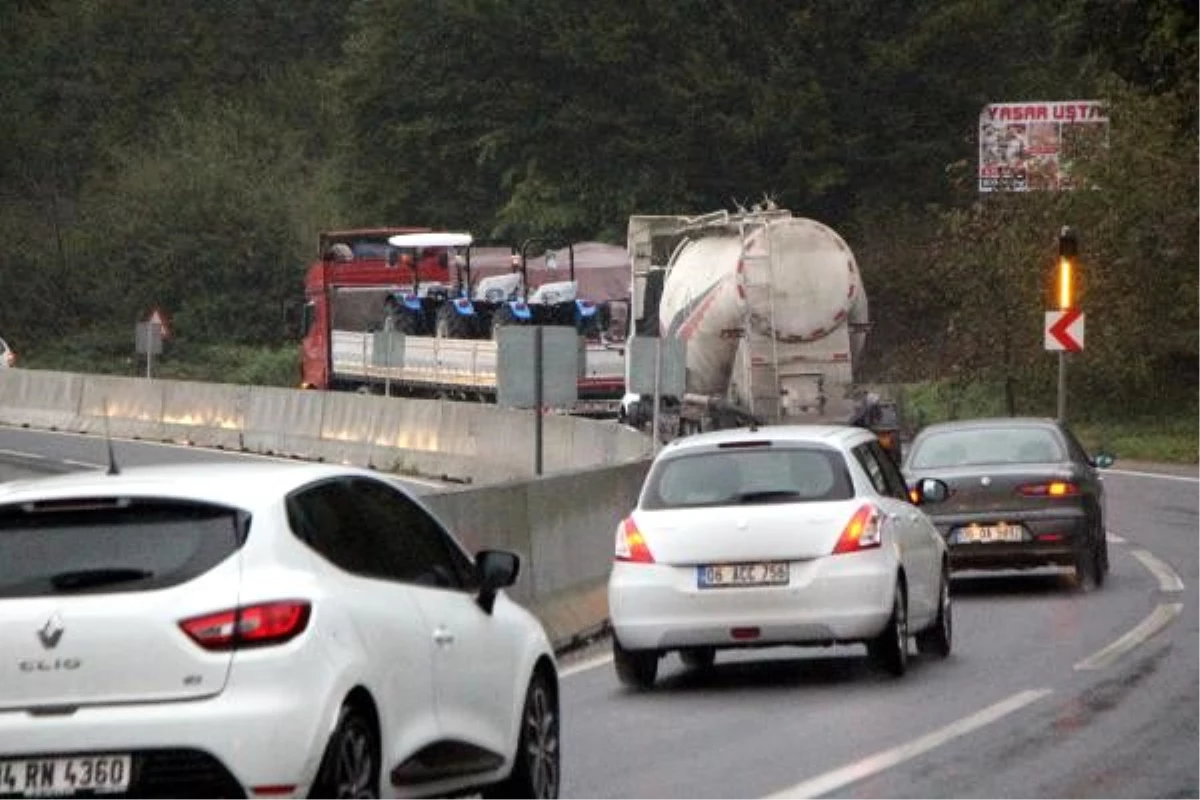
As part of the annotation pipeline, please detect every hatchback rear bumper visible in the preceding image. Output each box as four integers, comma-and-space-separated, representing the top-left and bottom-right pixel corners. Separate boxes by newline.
608, 554, 895, 651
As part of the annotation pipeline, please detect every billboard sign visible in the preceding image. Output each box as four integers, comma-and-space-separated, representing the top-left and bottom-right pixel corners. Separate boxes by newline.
979, 101, 1108, 192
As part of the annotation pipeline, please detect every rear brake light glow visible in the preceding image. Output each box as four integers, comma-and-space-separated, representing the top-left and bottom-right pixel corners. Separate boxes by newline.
833, 505, 882, 554
180, 601, 311, 651
614, 517, 655, 563
1018, 481, 1080, 497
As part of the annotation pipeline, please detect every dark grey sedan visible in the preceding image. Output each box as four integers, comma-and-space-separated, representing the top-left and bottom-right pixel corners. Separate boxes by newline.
902, 417, 1115, 589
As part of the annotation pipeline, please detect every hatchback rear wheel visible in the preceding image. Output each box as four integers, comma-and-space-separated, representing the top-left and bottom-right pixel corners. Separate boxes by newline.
613, 637, 658, 689
915, 569, 952, 659
868, 581, 908, 677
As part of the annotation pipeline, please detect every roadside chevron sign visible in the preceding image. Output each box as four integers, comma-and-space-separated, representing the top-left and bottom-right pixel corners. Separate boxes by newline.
1045, 308, 1084, 352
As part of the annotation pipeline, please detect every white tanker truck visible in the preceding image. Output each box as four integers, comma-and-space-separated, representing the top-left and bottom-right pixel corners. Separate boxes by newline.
622, 206, 897, 447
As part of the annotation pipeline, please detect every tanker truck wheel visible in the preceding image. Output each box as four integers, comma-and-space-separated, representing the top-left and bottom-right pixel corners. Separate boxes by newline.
435, 303, 476, 339
490, 304, 528, 340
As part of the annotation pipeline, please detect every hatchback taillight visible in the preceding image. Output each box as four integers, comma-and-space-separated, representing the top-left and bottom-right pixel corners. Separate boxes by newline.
1018, 481, 1080, 497
180, 601, 311, 651
614, 517, 655, 563
832, 505, 882, 554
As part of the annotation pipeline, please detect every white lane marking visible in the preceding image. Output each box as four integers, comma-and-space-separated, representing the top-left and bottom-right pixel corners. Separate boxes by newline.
561, 652, 614, 678
1106, 531, 1126, 544
1103, 468, 1198, 483
1074, 603, 1184, 671
0, 448, 44, 459
767, 689, 1054, 799
1129, 549, 1186, 592
62, 459, 103, 469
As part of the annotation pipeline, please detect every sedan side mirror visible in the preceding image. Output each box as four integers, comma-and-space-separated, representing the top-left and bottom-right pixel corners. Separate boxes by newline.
908, 477, 950, 505
475, 549, 520, 614
1093, 452, 1116, 469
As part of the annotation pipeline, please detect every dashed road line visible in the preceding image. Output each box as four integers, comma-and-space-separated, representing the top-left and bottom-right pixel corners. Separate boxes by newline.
1074, 602, 1184, 671
766, 689, 1054, 799
1106, 531, 1126, 544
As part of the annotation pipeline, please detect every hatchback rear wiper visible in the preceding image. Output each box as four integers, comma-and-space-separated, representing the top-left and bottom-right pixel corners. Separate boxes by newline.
49, 567, 153, 591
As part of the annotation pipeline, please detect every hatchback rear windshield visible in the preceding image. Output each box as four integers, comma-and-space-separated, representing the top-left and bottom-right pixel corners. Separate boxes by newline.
642, 446, 855, 510
908, 427, 1066, 469
0, 498, 246, 598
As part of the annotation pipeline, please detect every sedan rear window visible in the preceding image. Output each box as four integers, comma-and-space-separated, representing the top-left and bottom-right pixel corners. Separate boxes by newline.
908, 427, 1066, 469
642, 447, 854, 510
0, 498, 245, 598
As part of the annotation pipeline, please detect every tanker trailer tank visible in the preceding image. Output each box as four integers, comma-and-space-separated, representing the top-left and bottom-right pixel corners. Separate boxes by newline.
654, 211, 869, 428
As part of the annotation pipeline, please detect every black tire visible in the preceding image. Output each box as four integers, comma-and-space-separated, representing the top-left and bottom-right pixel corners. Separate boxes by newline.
915, 568, 952, 659
309, 703, 380, 799
484, 669, 560, 799
1073, 533, 1101, 592
679, 647, 716, 670
868, 581, 909, 677
613, 637, 658, 690
435, 303, 476, 339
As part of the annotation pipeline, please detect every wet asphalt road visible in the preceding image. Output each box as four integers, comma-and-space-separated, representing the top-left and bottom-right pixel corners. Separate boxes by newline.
2, 426, 1196, 798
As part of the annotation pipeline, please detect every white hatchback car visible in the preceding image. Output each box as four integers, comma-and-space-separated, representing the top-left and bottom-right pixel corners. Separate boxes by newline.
0, 462, 559, 798
0, 336, 14, 368
608, 425, 951, 688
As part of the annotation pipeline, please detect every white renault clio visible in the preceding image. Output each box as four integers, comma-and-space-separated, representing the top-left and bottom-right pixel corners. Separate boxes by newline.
608, 425, 951, 688
0, 462, 559, 798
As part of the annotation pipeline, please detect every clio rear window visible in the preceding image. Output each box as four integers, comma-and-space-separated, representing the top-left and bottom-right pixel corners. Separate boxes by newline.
0, 498, 246, 598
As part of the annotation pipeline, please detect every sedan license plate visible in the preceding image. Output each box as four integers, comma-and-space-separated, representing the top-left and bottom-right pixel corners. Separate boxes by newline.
955, 522, 1026, 544
0, 755, 131, 797
698, 562, 789, 589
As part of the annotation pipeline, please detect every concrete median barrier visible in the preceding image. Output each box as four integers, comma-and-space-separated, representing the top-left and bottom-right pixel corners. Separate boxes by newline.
0, 369, 85, 430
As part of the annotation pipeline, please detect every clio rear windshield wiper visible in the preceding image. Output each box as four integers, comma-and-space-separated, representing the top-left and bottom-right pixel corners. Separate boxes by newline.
49, 567, 154, 591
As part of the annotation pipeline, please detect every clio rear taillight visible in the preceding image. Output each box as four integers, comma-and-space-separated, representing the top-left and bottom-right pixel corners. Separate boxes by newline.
614, 517, 655, 563
180, 601, 311, 651
832, 505, 882, 554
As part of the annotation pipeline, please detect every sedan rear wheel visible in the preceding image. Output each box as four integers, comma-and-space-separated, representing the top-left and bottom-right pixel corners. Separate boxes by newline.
868, 581, 909, 677
1073, 534, 1102, 592
915, 570, 952, 659
613, 637, 658, 690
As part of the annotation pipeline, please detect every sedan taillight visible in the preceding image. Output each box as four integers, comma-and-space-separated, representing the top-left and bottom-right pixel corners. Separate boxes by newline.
832, 505, 882, 554
614, 517, 655, 563
1018, 481, 1080, 497
180, 601, 311, 651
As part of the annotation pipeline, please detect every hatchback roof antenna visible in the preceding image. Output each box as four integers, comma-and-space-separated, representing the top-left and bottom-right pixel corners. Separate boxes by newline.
103, 398, 120, 475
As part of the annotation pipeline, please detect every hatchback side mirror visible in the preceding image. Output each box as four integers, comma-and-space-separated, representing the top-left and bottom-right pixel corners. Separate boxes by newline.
1092, 452, 1116, 469
475, 549, 520, 614
908, 477, 950, 505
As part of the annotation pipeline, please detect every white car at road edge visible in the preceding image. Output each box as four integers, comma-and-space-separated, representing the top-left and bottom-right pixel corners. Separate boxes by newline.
608, 424, 951, 688
0, 461, 559, 798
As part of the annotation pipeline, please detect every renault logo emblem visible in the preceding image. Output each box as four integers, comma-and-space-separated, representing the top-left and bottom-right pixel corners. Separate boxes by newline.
38, 614, 65, 649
